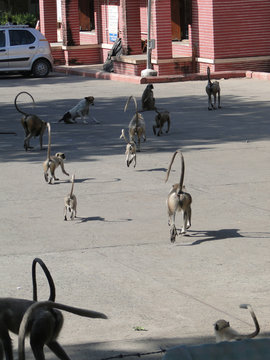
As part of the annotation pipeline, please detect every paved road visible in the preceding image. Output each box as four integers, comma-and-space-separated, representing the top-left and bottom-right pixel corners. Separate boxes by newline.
1, 72, 270, 360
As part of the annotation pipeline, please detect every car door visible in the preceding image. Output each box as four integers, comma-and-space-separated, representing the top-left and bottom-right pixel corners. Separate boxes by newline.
0, 30, 9, 69
8, 29, 37, 70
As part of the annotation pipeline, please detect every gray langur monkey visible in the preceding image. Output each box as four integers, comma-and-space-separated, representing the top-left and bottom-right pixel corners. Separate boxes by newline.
153, 110, 170, 136
0, 258, 57, 360
124, 95, 146, 152
43, 123, 69, 184
141, 84, 156, 111
205, 66, 221, 110
14, 91, 47, 151
64, 174, 77, 220
165, 150, 192, 243
120, 129, 137, 168
18, 300, 107, 360
214, 304, 260, 342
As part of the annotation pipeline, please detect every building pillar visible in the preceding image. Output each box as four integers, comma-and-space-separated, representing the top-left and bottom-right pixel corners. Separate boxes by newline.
39, 0, 57, 42
119, 0, 142, 55
61, 0, 80, 46
151, 0, 172, 60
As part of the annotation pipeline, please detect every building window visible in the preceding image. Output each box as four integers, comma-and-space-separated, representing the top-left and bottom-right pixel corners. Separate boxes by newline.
171, 0, 192, 41
79, 0, 95, 31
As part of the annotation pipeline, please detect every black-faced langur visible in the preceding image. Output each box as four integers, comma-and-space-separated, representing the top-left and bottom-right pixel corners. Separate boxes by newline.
165, 150, 192, 243
18, 301, 107, 360
141, 84, 156, 111
153, 110, 170, 136
124, 95, 146, 152
64, 174, 77, 220
120, 129, 137, 168
214, 304, 260, 342
205, 66, 221, 110
43, 123, 69, 184
14, 91, 47, 151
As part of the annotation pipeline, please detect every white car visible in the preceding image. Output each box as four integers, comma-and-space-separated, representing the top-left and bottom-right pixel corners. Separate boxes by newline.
0, 25, 54, 77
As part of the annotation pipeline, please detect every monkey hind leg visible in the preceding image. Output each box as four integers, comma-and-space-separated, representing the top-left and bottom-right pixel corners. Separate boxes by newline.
170, 225, 177, 243
47, 341, 71, 360
0, 328, 13, 360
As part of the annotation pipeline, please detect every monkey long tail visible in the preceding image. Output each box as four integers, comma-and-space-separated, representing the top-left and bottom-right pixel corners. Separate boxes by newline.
70, 174, 75, 197
14, 91, 35, 116
124, 95, 138, 114
207, 66, 212, 87
18, 301, 108, 360
32, 258, 56, 302
46, 122, 52, 159
235, 304, 260, 340
165, 150, 185, 193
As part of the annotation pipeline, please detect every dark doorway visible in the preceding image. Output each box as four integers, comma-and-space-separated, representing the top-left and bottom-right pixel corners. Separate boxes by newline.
171, 0, 192, 40
79, 0, 95, 31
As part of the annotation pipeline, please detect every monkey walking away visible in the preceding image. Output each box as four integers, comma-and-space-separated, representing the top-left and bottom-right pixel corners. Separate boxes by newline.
58, 96, 95, 124
0, 258, 56, 360
141, 84, 156, 111
120, 129, 137, 168
205, 66, 221, 110
214, 304, 260, 342
18, 300, 107, 360
153, 110, 170, 136
165, 150, 192, 243
43, 122, 69, 184
64, 174, 77, 220
14, 91, 47, 151
124, 95, 146, 152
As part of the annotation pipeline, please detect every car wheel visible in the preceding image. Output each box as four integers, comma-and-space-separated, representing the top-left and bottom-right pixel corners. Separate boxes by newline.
32, 59, 50, 77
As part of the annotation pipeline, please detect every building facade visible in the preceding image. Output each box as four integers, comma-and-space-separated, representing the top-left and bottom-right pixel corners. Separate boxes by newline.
39, 0, 270, 76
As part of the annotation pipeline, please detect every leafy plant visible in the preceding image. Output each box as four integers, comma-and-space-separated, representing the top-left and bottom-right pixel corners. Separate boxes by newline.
0, 12, 37, 27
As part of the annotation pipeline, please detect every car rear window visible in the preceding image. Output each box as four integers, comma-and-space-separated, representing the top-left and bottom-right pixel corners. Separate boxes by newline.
9, 30, 35, 46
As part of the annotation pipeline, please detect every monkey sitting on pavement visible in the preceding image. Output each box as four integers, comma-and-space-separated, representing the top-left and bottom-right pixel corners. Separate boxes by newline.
64, 174, 77, 220
14, 91, 47, 151
165, 150, 192, 243
43, 123, 69, 184
153, 110, 170, 136
141, 84, 156, 111
214, 304, 260, 342
205, 66, 221, 110
120, 129, 137, 168
124, 95, 146, 152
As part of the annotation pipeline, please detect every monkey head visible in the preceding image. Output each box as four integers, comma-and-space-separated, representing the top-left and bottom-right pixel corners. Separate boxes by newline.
147, 84, 154, 90
214, 319, 230, 331
55, 152, 66, 160
85, 96, 95, 106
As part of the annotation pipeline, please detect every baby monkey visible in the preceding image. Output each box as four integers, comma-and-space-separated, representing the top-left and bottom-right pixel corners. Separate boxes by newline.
120, 129, 137, 168
64, 174, 77, 220
214, 304, 260, 342
43, 123, 69, 184
153, 110, 170, 136
205, 66, 221, 110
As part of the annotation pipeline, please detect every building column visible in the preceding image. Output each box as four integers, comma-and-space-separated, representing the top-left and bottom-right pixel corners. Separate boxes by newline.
39, 0, 58, 42
61, 0, 80, 46
151, 0, 172, 60
119, 0, 142, 55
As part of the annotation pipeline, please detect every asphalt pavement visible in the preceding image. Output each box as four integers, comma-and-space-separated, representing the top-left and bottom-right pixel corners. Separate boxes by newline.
1, 71, 270, 360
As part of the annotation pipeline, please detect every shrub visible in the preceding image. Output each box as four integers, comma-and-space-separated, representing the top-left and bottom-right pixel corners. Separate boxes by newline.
0, 12, 37, 28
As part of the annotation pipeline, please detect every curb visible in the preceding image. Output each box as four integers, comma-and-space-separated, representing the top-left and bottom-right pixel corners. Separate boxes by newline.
54, 65, 270, 84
